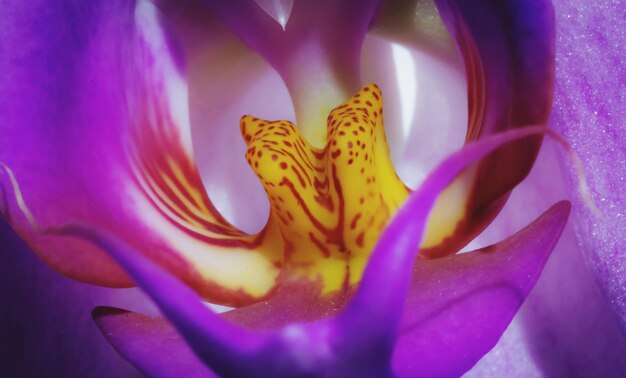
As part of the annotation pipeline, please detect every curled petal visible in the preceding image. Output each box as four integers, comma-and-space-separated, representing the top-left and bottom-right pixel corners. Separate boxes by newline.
57, 222, 389, 377
0, 0, 140, 286
393, 201, 570, 377
365, 0, 556, 257
405, 0, 556, 257
337, 126, 563, 353
0, 0, 288, 306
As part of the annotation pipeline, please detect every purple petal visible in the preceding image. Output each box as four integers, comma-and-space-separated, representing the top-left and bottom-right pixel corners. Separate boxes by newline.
0, 0, 138, 286
475, 227, 626, 377
50, 222, 325, 377
465, 133, 626, 376
549, 0, 626, 330
93, 307, 216, 378
58, 221, 396, 377
393, 201, 570, 377
91, 284, 347, 377
332, 126, 566, 372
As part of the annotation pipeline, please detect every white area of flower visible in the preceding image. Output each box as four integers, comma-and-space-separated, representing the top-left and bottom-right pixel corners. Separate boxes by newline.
391, 42, 417, 139
255, 0, 294, 30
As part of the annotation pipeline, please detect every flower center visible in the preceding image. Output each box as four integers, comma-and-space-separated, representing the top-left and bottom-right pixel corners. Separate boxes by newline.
241, 84, 409, 292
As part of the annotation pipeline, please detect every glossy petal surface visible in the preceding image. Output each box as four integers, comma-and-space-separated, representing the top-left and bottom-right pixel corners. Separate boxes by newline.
466, 132, 626, 376
466, 0, 626, 370
0, 0, 588, 376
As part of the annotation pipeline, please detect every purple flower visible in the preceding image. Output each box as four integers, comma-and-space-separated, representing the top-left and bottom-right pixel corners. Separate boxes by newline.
0, 0, 624, 376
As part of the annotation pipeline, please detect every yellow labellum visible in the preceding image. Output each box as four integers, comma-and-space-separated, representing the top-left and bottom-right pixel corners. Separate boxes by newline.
242, 84, 409, 292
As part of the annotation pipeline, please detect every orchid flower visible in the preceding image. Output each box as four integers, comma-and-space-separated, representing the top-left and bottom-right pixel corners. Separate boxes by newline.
0, 0, 624, 377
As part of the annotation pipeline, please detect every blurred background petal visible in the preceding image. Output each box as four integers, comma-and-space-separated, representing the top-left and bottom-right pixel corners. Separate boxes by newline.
0, 219, 153, 376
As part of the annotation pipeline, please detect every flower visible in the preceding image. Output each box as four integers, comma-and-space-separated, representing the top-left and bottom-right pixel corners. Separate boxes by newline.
0, 0, 623, 377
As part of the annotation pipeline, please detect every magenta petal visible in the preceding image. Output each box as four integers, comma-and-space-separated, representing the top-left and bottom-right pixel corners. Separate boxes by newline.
393, 201, 570, 377
0, 0, 140, 285
91, 288, 346, 377
93, 307, 215, 378
61, 222, 393, 377
0, 0, 194, 286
